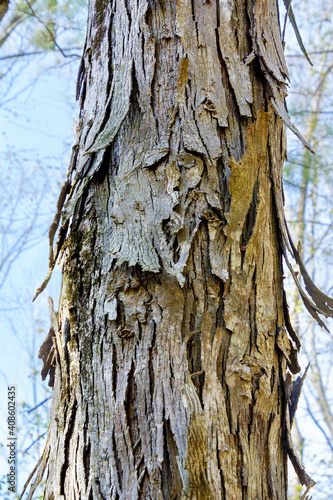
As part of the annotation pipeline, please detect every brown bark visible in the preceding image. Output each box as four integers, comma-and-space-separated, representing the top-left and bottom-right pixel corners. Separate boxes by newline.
23, 0, 332, 499
0, 0, 9, 24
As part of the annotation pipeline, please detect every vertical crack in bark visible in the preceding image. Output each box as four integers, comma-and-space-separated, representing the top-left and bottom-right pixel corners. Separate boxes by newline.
60, 398, 77, 496
83, 405, 91, 490
112, 428, 123, 491
161, 419, 183, 499
125, 361, 140, 470
241, 180, 259, 253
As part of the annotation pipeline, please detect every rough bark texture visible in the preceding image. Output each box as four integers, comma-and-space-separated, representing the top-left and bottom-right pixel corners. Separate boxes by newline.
26, 0, 331, 499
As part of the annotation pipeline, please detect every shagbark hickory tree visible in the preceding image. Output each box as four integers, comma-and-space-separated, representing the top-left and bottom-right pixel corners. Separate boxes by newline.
25, 0, 333, 499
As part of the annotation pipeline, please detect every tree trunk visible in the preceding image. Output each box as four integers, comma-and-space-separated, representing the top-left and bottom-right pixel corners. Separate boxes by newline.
28, 0, 310, 498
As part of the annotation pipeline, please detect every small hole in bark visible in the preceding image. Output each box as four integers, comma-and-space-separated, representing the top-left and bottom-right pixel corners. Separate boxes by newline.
203, 97, 216, 112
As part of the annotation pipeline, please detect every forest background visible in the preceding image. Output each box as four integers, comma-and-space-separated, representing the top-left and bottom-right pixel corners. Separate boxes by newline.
0, 0, 332, 498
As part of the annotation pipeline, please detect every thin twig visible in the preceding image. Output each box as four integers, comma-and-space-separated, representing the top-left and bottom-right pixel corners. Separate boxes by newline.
24, 431, 48, 453
24, 0, 80, 58
0, 48, 81, 60
26, 396, 52, 414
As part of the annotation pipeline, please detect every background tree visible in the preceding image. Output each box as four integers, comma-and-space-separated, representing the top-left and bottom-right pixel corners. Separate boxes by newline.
0, 1, 85, 496
0, 0, 87, 289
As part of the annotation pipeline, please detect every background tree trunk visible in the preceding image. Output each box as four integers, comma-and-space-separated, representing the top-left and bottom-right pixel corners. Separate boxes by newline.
29, 0, 309, 498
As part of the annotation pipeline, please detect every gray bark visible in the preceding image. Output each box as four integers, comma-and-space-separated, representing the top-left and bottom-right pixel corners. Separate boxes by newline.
24, 0, 330, 498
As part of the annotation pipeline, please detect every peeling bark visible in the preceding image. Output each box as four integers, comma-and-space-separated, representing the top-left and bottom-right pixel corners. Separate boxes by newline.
24, 0, 332, 498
